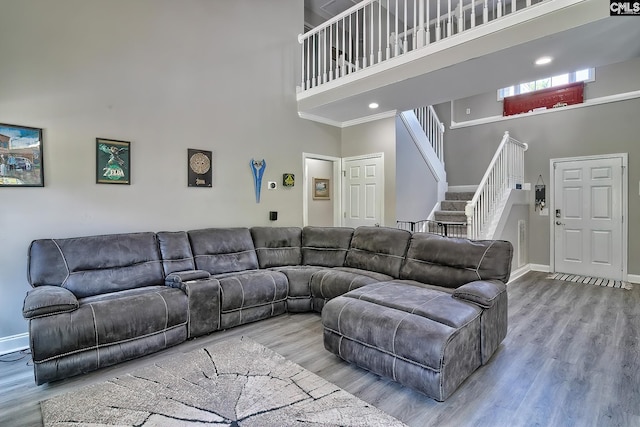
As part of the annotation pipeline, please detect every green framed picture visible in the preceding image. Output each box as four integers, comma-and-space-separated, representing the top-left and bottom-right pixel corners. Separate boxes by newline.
96, 138, 130, 184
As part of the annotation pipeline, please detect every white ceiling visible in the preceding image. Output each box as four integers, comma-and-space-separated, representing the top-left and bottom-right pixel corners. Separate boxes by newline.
301, 1, 640, 126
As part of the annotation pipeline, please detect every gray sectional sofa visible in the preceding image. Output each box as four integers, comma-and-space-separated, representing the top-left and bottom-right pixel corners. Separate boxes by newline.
22, 225, 512, 401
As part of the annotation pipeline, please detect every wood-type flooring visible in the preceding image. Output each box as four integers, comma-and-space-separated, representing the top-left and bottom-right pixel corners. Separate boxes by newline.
1, 271, 638, 426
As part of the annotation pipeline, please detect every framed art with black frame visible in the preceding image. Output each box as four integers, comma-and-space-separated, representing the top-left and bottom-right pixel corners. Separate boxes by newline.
188, 149, 212, 187
0, 123, 44, 187
96, 138, 130, 184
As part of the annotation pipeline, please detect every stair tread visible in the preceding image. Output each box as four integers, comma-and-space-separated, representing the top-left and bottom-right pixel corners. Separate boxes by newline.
445, 191, 475, 201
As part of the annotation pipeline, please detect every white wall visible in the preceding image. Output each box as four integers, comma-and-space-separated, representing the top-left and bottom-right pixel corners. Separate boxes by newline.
395, 116, 438, 222
306, 158, 334, 226
0, 0, 341, 342
341, 117, 397, 226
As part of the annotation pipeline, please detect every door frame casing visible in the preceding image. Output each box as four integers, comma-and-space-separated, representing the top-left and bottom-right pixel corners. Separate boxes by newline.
341, 152, 385, 227
302, 153, 342, 227
549, 152, 628, 280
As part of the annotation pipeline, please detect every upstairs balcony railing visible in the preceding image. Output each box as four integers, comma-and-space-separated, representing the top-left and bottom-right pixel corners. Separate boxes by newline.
298, 0, 545, 92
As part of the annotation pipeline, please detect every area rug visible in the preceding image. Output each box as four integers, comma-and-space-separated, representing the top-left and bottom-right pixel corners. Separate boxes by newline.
41, 337, 406, 426
547, 273, 633, 290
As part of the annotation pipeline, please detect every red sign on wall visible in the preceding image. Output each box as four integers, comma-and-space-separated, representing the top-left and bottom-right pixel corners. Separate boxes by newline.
503, 82, 584, 116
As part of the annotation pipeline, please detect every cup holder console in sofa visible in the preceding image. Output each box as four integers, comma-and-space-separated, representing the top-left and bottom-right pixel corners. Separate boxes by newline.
23, 225, 512, 401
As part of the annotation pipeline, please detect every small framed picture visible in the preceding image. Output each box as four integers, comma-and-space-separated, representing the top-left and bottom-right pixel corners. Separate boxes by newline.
0, 123, 44, 187
96, 138, 130, 184
188, 149, 212, 187
313, 178, 330, 200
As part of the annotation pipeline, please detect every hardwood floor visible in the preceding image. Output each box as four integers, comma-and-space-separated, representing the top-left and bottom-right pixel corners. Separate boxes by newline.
1, 271, 639, 426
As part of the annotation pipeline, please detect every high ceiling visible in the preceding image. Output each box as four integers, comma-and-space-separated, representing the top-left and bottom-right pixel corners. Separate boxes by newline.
301, 0, 640, 126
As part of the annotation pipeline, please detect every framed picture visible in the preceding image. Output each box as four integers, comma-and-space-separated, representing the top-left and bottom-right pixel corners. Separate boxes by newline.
96, 138, 130, 184
0, 123, 44, 187
313, 178, 330, 200
188, 149, 212, 187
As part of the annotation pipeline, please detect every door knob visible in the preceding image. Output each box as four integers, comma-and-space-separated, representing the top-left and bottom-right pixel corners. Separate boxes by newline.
555, 221, 563, 225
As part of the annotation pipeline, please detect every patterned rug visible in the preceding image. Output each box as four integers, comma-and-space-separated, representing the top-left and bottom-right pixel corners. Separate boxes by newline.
547, 273, 633, 290
41, 337, 405, 426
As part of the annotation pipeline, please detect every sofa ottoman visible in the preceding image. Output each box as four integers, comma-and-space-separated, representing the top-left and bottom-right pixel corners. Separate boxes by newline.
322, 281, 484, 402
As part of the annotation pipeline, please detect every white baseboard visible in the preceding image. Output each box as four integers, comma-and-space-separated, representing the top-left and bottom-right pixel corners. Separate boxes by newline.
0, 333, 29, 356
529, 264, 550, 273
508, 265, 531, 284
627, 274, 640, 284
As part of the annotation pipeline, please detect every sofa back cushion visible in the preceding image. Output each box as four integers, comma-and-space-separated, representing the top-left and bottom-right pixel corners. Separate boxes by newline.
400, 233, 513, 288
344, 227, 411, 277
28, 232, 165, 298
188, 228, 258, 274
250, 227, 302, 268
302, 226, 354, 267
156, 231, 195, 275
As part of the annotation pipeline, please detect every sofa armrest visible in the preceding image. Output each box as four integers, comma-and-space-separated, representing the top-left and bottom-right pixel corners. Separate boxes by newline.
23, 286, 79, 319
452, 280, 506, 309
165, 271, 219, 338
165, 270, 211, 288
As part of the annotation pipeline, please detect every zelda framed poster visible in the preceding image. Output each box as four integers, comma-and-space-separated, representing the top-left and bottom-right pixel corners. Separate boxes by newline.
188, 149, 212, 187
0, 123, 44, 187
96, 138, 130, 184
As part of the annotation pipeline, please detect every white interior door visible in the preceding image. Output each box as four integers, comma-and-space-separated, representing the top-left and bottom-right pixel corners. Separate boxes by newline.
553, 155, 625, 280
342, 154, 384, 227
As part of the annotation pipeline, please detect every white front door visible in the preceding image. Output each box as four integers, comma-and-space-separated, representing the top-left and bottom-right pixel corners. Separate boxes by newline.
342, 154, 384, 227
552, 155, 625, 280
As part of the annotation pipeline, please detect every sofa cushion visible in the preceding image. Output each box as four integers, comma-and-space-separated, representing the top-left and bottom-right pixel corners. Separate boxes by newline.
344, 227, 411, 278
215, 270, 288, 312
29, 286, 188, 364
188, 228, 259, 274
28, 233, 165, 298
157, 231, 195, 275
302, 226, 354, 267
310, 267, 392, 302
250, 227, 302, 268
400, 233, 513, 288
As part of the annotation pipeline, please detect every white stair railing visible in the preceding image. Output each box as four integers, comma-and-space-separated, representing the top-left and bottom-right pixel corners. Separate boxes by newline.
413, 105, 445, 165
465, 131, 527, 239
298, 0, 545, 92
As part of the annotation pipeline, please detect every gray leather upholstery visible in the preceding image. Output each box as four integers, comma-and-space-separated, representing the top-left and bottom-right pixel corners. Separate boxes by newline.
250, 227, 302, 268
28, 232, 164, 298
24, 225, 512, 392
189, 228, 259, 274
322, 281, 483, 401
157, 231, 195, 275
400, 233, 513, 287
344, 227, 411, 277
28, 286, 188, 385
302, 226, 353, 267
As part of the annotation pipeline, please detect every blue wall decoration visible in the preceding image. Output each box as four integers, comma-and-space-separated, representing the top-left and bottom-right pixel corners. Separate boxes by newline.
250, 159, 266, 203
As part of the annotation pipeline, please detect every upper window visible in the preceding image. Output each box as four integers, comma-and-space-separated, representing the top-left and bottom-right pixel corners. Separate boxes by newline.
498, 68, 594, 100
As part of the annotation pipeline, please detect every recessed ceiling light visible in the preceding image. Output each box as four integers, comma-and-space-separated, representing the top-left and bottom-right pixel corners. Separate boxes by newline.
368, 102, 379, 109
535, 56, 552, 66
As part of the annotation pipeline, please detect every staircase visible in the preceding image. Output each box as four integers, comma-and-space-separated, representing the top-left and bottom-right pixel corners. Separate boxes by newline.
430, 191, 473, 237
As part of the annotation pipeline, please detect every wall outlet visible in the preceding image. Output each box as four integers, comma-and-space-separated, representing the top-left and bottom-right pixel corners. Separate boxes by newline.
466, 108, 471, 115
